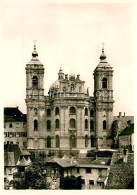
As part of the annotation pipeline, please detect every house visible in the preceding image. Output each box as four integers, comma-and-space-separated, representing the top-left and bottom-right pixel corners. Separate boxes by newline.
4, 107, 27, 148
45, 155, 111, 189
4, 144, 31, 185
118, 124, 134, 151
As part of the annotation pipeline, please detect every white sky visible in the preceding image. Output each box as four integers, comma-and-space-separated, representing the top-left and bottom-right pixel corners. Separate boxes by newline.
2, 0, 136, 116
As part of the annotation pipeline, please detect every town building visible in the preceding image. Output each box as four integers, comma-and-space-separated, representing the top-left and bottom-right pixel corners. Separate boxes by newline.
26, 45, 114, 150
4, 107, 27, 148
4, 144, 31, 188
118, 123, 134, 151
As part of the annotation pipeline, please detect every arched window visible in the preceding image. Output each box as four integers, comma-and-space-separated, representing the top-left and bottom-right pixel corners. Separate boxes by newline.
55, 107, 59, 115
55, 119, 60, 129
69, 107, 76, 114
71, 84, 74, 92
47, 136, 51, 148
90, 120, 94, 131
85, 108, 88, 116
70, 118, 76, 128
85, 135, 88, 147
70, 135, 76, 148
34, 120, 38, 131
90, 109, 94, 117
102, 78, 107, 88
56, 135, 60, 148
47, 120, 51, 130
32, 76, 38, 87
103, 120, 107, 130
85, 119, 88, 129
47, 109, 51, 116
91, 136, 95, 147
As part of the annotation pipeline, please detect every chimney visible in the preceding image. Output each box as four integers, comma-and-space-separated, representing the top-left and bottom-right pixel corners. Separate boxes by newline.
123, 112, 125, 117
123, 148, 128, 163
119, 112, 121, 118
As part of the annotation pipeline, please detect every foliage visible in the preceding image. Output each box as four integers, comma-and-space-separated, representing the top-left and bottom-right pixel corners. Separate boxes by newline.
48, 150, 54, 157
12, 158, 48, 189
60, 175, 82, 190
86, 150, 96, 157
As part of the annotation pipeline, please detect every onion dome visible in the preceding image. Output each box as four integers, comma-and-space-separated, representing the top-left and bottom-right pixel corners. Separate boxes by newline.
32, 44, 38, 57
100, 47, 107, 61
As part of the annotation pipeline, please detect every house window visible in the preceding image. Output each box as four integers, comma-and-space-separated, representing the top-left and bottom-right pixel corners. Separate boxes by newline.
69, 107, 76, 114
70, 118, 76, 128
103, 120, 107, 130
55, 107, 59, 115
55, 119, 59, 129
9, 123, 12, 128
47, 120, 51, 130
89, 180, 94, 185
4, 123, 6, 128
8, 132, 14, 137
34, 120, 38, 131
4, 132, 7, 138
90, 109, 94, 117
23, 123, 26, 128
85, 119, 88, 129
32, 76, 38, 88
15, 132, 20, 137
102, 78, 107, 88
47, 109, 51, 116
85, 108, 88, 116
86, 168, 91, 173
90, 120, 94, 131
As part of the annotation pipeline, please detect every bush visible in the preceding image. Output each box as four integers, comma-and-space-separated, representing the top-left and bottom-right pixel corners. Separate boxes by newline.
60, 175, 82, 189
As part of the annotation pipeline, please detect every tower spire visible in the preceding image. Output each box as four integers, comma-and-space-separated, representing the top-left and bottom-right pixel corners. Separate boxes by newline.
32, 40, 38, 57
100, 42, 106, 61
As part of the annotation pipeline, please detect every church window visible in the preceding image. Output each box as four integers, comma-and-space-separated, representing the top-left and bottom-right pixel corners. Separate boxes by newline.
79, 87, 81, 93
47, 120, 51, 130
70, 118, 76, 128
55, 107, 59, 115
34, 120, 38, 131
71, 84, 74, 92
85, 108, 88, 116
90, 120, 94, 131
32, 76, 38, 88
90, 109, 94, 117
91, 136, 95, 147
69, 107, 76, 114
56, 135, 60, 148
9, 123, 12, 128
55, 119, 59, 129
47, 136, 51, 148
70, 135, 76, 148
103, 120, 107, 130
85, 119, 88, 129
47, 109, 51, 116
102, 78, 107, 89
85, 135, 88, 147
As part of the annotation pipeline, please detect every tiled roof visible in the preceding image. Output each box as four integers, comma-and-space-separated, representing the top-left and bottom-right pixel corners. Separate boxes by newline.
4, 144, 30, 167
96, 176, 107, 183
4, 107, 26, 122
46, 157, 76, 168
119, 124, 134, 136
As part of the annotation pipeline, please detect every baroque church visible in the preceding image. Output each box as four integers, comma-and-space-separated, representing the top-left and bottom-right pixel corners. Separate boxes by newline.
26, 45, 114, 150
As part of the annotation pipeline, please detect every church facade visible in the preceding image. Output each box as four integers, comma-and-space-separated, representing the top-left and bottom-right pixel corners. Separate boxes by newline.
25, 45, 114, 150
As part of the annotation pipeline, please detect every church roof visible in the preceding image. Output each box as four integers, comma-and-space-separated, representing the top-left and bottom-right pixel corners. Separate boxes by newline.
27, 44, 43, 65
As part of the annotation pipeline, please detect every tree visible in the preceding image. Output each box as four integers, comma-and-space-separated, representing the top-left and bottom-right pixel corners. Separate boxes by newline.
60, 175, 82, 190
12, 158, 49, 189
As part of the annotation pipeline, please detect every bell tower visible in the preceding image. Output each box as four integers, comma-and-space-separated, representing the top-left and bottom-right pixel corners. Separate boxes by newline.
25, 43, 45, 149
94, 47, 114, 149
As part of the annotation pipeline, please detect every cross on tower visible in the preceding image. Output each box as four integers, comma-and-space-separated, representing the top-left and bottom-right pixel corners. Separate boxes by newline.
33, 39, 37, 50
